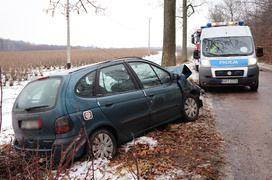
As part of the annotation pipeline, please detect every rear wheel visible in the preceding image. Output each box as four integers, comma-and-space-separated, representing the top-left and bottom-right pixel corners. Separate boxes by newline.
86, 129, 117, 159
182, 94, 200, 122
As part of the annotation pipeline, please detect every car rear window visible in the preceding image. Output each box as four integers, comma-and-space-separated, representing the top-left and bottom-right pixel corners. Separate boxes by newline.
13, 78, 62, 112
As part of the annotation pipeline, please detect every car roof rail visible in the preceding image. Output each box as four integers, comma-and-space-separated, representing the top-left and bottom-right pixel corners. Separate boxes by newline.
115, 56, 143, 60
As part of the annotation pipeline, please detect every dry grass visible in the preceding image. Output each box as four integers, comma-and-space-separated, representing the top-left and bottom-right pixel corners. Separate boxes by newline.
0, 48, 159, 86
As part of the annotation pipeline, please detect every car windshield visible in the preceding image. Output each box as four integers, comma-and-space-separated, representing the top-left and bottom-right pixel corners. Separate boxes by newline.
13, 78, 62, 111
202, 36, 254, 57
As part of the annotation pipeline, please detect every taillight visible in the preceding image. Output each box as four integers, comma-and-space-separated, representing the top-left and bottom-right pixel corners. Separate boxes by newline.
55, 115, 73, 134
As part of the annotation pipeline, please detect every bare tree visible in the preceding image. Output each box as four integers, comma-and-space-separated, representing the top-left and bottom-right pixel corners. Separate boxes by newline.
161, 0, 176, 67
177, 0, 205, 62
45, 0, 104, 16
208, 0, 243, 22
45, 0, 104, 68
243, 0, 272, 63
208, 5, 227, 22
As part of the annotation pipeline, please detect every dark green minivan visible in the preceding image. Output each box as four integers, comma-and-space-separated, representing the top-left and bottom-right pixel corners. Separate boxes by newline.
12, 58, 202, 161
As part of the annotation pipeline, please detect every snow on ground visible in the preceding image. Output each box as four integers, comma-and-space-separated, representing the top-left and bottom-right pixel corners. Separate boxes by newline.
143, 51, 162, 65
0, 51, 203, 179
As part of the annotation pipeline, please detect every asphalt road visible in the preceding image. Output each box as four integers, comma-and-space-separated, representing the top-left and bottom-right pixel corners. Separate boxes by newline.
206, 66, 272, 179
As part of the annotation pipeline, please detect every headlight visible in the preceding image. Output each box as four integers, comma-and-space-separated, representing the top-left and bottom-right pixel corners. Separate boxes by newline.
248, 58, 257, 65
201, 59, 210, 67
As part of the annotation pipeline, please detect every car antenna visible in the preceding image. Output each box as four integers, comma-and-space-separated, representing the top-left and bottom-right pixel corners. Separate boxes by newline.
95, 47, 118, 59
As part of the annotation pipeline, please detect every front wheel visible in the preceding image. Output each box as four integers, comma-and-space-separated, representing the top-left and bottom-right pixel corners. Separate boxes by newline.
195, 64, 199, 72
86, 129, 117, 159
182, 94, 200, 122
250, 83, 258, 91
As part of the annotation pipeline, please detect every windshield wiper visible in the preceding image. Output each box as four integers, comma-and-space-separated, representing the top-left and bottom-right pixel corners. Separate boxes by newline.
204, 52, 220, 57
25, 105, 49, 111
228, 53, 247, 56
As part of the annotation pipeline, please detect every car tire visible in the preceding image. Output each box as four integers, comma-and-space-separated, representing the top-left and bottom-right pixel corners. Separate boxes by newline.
250, 84, 258, 91
195, 64, 199, 72
86, 129, 117, 159
182, 94, 200, 122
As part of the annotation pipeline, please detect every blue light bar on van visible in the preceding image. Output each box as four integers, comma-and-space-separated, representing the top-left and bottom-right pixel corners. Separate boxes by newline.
207, 21, 244, 27
238, 21, 244, 25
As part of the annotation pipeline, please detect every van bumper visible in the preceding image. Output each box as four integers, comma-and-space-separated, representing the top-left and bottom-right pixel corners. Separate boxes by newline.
199, 65, 259, 87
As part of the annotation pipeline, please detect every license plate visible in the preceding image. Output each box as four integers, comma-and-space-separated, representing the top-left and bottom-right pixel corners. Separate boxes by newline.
221, 79, 238, 84
20, 120, 40, 130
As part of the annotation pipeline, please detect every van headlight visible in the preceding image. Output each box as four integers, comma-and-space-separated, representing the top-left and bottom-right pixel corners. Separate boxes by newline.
248, 58, 257, 65
201, 59, 210, 67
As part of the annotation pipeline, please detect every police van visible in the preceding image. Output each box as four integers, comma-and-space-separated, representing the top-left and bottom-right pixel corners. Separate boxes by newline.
192, 21, 263, 91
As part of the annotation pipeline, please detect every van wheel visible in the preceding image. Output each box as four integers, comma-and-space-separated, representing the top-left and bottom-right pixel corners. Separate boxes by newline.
182, 94, 199, 122
86, 129, 116, 159
195, 64, 199, 72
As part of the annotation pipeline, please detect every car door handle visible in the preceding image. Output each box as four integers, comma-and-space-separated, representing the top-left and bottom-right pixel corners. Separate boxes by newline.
149, 93, 155, 97
105, 102, 113, 107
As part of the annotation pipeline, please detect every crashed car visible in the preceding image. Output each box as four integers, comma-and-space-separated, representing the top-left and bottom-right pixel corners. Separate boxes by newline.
12, 57, 202, 161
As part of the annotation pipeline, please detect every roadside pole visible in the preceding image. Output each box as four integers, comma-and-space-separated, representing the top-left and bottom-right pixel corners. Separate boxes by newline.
67, 0, 71, 69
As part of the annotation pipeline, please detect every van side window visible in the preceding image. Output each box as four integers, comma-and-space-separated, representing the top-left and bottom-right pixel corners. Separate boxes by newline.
75, 71, 95, 97
99, 64, 136, 95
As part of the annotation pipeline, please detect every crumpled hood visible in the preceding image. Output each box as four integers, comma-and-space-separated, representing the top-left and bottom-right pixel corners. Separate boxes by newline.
165, 65, 192, 78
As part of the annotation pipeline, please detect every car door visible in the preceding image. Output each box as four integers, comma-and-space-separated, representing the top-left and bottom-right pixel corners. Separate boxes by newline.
128, 62, 182, 127
96, 63, 150, 135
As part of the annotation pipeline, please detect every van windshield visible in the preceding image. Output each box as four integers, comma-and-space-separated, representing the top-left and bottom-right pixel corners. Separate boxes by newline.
202, 36, 254, 57
14, 78, 62, 112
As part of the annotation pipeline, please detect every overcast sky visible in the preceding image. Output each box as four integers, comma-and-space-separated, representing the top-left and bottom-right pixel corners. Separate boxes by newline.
0, 0, 209, 48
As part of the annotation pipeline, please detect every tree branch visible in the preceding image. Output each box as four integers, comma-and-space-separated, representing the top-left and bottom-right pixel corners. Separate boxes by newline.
45, 0, 104, 16
187, 4, 195, 18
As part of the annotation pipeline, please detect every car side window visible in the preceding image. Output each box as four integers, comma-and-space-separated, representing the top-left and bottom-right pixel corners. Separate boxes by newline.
75, 71, 95, 97
151, 65, 171, 84
99, 64, 136, 95
129, 62, 161, 88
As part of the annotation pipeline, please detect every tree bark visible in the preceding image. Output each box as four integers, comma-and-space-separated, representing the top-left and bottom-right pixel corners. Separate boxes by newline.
162, 0, 176, 67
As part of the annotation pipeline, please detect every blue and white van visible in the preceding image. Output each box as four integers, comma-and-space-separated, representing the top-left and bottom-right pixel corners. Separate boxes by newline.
192, 21, 264, 91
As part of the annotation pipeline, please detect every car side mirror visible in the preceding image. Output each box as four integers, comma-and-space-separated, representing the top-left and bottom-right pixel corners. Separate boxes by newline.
191, 34, 195, 44
172, 73, 180, 82
193, 50, 200, 59
256, 47, 263, 57
182, 65, 192, 79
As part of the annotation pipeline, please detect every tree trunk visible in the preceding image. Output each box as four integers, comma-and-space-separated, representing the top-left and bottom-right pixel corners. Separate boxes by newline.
162, 0, 176, 67
182, 0, 187, 62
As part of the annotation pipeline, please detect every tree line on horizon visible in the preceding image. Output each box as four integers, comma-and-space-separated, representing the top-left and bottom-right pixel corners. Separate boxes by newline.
0, 38, 94, 52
